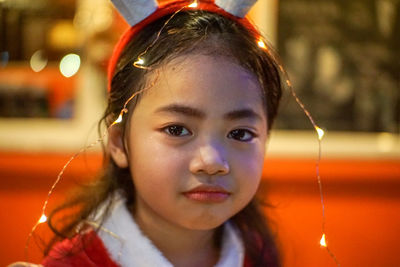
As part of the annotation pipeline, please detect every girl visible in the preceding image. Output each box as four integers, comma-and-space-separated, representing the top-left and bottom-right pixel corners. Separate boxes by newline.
16, 0, 283, 266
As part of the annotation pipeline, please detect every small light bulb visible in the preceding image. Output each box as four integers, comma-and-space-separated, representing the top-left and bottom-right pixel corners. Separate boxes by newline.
188, 1, 198, 8
320, 234, 327, 247
133, 57, 149, 69
315, 126, 325, 140
257, 40, 267, 49
134, 57, 145, 66
114, 114, 123, 124
38, 214, 47, 224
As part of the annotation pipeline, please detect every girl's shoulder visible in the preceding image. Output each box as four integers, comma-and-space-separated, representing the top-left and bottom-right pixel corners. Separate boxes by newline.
42, 230, 118, 267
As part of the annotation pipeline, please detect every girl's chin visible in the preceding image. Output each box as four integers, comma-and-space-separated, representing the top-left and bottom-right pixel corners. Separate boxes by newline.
179, 216, 229, 231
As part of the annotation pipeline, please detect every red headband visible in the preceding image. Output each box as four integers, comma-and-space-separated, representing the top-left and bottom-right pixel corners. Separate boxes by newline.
107, 0, 260, 92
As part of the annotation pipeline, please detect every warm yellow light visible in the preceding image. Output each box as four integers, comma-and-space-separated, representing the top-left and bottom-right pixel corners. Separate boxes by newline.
114, 114, 123, 124
188, 1, 198, 8
48, 20, 80, 50
315, 126, 325, 140
257, 40, 267, 49
134, 57, 145, 66
38, 214, 47, 224
320, 234, 327, 247
59, 53, 81, 77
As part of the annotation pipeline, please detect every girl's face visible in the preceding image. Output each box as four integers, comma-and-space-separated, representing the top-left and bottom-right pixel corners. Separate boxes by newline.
111, 54, 268, 231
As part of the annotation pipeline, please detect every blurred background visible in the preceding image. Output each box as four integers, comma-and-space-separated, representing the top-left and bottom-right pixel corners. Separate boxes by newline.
0, 0, 399, 266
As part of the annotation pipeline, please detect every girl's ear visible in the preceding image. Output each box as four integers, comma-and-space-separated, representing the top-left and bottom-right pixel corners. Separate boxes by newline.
108, 126, 129, 168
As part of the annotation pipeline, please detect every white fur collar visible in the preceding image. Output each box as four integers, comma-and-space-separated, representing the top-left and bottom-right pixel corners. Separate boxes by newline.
90, 194, 244, 267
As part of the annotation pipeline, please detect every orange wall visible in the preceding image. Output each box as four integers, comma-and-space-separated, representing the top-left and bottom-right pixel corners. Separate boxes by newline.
1, 152, 399, 266
263, 158, 400, 266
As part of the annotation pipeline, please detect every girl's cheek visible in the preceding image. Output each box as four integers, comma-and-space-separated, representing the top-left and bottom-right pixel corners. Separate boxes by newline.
143, 140, 191, 168
234, 146, 264, 180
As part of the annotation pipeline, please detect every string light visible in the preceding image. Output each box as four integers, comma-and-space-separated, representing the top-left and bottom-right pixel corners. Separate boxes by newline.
188, 1, 198, 8
320, 232, 341, 266
276, 57, 340, 265
38, 214, 47, 224
320, 233, 327, 247
114, 114, 124, 124
133, 57, 145, 68
112, 108, 128, 125
25, 69, 161, 261
25, 131, 110, 260
132, 2, 195, 70
315, 126, 325, 140
258, 29, 336, 264
257, 39, 267, 49
27, 3, 340, 266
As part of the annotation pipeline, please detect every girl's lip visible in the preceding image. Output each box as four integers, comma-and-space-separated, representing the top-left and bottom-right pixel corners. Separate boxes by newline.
183, 185, 231, 203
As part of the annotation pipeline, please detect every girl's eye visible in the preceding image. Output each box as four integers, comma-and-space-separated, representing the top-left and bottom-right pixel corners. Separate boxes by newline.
163, 125, 191, 137
228, 129, 256, 142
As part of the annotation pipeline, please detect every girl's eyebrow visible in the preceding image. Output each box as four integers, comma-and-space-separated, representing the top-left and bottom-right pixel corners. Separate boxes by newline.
155, 104, 205, 118
154, 104, 262, 122
224, 109, 263, 122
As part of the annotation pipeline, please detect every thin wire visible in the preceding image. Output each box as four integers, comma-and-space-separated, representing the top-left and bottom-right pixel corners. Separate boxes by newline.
285, 75, 340, 267
24, 129, 109, 260
26, 5, 340, 265
134, 4, 191, 69
24, 3, 181, 255
316, 138, 326, 234
85, 220, 121, 240
25, 68, 160, 261
85, 220, 125, 261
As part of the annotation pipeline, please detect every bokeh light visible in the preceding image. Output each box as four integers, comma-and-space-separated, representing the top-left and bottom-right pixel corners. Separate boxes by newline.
59, 53, 81, 77
30, 50, 48, 72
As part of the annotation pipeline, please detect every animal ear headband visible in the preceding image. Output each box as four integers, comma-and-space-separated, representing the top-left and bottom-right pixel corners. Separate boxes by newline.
111, 0, 257, 26
107, 0, 260, 92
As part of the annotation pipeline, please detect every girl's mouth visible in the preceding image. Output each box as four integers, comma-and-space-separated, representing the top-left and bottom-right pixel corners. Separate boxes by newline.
183, 185, 230, 203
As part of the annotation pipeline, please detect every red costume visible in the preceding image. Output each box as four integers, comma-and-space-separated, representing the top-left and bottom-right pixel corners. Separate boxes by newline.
42, 195, 254, 267
42, 229, 255, 267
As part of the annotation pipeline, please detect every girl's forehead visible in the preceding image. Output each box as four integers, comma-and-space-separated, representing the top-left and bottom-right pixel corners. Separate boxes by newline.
163, 53, 244, 75
137, 54, 266, 118
148, 54, 261, 97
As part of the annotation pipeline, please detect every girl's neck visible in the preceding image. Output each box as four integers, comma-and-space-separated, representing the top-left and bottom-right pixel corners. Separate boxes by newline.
132, 204, 221, 267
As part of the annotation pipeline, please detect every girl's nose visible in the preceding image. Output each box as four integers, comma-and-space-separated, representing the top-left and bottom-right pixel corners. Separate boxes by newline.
189, 144, 230, 176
